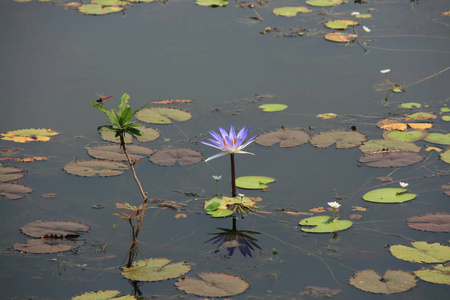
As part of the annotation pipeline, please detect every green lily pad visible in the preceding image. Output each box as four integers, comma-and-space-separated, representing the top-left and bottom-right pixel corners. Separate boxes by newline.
424, 133, 450, 145
64, 160, 129, 177
77, 4, 124, 15
121, 258, 191, 282
0, 166, 24, 182
383, 130, 427, 142
258, 104, 288, 112
136, 108, 191, 124
390, 242, 450, 263
399, 102, 421, 109
91, 0, 129, 5
349, 270, 417, 294
325, 20, 358, 30
299, 215, 352, 233
72, 290, 124, 300
204, 195, 258, 217
1, 128, 59, 143
207, 208, 234, 218
415, 264, 450, 285
362, 188, 416, 203
195, 0, 228, 7
88, 144, 154, 161
441, 149, 450, 164
441, 107, 450, 113
235, 176, 275, 189
359, 139, 420, 154
407, 112, 437, 120
306, 0, 343, 7
393, 88, 404, 93
310, 130, 366, 149
442, 116, 450, 121
175, 273, 249, 297
359, 151, 424, 167
272, 7, 312, 17
256, 128, 310, 148
355, 14, 371, 19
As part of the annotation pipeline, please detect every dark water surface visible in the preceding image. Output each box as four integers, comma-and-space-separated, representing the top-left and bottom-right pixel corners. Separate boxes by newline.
1, 0, 449, 299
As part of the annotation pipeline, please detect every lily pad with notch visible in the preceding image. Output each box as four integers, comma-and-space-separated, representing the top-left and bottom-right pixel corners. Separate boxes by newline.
299, 215, 352, 233
359, 151, 424, 167
441, 150, 450, 164
0, 182, 32, 200
136, 107, 192, 124
256, 128, 310, 148
195, 0, 228, 6
72, 290, 124, 300
235, 176, 275, 189
272, 7, 312, 17
407, 112, 437, 120
349, 270, 417, 294
101, 127, 160, 143
324, 32, 357, 43
389, 241, 450, 263
310, 130, 366, 149
1, 128, 59, 143
363, 188, 416, 203
64, 160, 129, 177
150, 148, 202, 166
13, 239, 85, 254
121, 258, 191, 282
383, 130, 427, 142
77, 4, 124, 15
21, 220, 91, 238
359, 140, 420, 154
175, 272, 249, 297
399, 102, 421, 109
407, 213, 450, 232
414, 264, 450, 285
88, 144, 154, 161
424, 133, 450, 145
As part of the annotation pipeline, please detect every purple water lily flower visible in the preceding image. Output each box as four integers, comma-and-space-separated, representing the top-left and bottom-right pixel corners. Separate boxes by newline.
202, 125, 258, 162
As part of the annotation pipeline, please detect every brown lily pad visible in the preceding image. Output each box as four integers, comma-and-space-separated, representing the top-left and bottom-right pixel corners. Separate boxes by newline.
88, 144, 154, 161
256, 128, 310, 148
21, 220, 91, 238
175, 272, 250, 297
359, 151, 424, 167
349, 270, 417, 294
0, 166, 24, 182
0, 183, 32, 200
324, 32, 357, 43
359, 139, 421, 154
150, 148, 203, 166
64, 160, 129, 177
13, 239, 85, 254
310, 130, 366, 149
407, 213, 450, 232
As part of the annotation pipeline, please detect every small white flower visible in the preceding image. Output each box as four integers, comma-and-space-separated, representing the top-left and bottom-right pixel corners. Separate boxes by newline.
380, 69, 391, 74
351, 12, 360, 16
238, 193, 245, 198
212, 175, 222, 181
363, 26, 371, 33
399, 182, 409, 188
328, 201, 341, 209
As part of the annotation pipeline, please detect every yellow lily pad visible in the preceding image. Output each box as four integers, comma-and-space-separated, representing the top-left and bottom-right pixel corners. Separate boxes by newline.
1, 128, 59, 143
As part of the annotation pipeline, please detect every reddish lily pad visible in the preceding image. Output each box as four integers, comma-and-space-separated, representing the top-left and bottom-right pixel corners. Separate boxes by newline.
13, 239, 85, 254
359, 140, 420, 154
0, 183, 32, 200
359, 151, 424, 167
150, 148, 203, 166
407, 213, 450, 232
21, 220, 90, 238
64, 160, 129, 177
0, 166, 24, 182
88, 144, 154, 161
349, 270, 417, 294
256, 128, 310, 148
324, 32, 357, 43
175, 272, 249, 297
310, 130, 366, 149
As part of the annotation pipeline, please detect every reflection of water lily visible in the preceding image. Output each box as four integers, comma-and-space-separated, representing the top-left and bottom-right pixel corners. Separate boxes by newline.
202, 125, 258, 162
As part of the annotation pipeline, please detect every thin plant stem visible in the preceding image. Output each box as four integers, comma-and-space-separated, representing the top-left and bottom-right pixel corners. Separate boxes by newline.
230, 153, 236, 197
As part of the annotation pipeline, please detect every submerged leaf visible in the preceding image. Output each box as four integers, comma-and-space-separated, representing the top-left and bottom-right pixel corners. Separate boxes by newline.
359, 151, 424, 167
256, 128, 310, 148
121, 258, 191, 282
349, 270, 417, 294
310, 130, 366, 149
150, 148, 203, 166
407, 213, 450, 232
0, 183, 32, 200
363, 188, 416, 203
175, 273, 249, 297
136, 107, 192, 124
21, 220, 90, 238
1, 128, 59, 143
390, 242, 450, 263
64, 160, 129, 177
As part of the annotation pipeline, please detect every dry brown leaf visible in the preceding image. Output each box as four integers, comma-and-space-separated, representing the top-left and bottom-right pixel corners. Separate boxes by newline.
310, 207, 326, 213
407, 123, 433, 130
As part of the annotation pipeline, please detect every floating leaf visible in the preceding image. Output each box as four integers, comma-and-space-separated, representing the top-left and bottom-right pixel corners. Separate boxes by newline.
441, 150, 450, 164
121, 258, 191, 282
407, 213, 450, 232
390, 242, 450, 263
443, 116, 450, 121
100, 129, 133, 144
88, 144, 154, 161
441, 107, 450, 112
0, 183, 32, 200
150, 148, 202, 166
195, 0, 228, 7
256, 128, 310, 148
383, 130, 427, 142
377, 119, 407, 131
407, 112, 437, 120
0, 166, 24, 182
325, 20, 358, 30
1, 128, 59, 143
258, 104, 288, 112
415, 264, 450, 285
151, 99, 192, 104
399, 102, 421, 109
101, 127, 160, 143
426, 146, 442, 152
175, 273, 249, 297
204, 195, 258, 217
310, 130, 366, 149
362, 188, 416, 203
299, 215, 352, 233
349, 270, 417, 294
64, 160, 129, 177
324, 32, 357, 43
272, 7, 312, 17
235, 176, 275, 189
442, 183, 450, 196
306, 0, 343, 7
136, 108, 191, 124
13, 239, 85, 254
408, 123, 433, 130
352, 206, 367, 211
21, 220, 90, 238
91, 0, 129, 5
359, 151, 424, 167
355, 14, 371, 19
135, 127, 160, 142
317, 113, 337, 119
424, 133, 450, 145
359, 139, 420, 154
72, 290, 122, 300
301, 286, 341, 298
77, 4, 124, 15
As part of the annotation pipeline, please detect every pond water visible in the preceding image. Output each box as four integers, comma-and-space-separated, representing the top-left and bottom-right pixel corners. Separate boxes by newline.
1, 0, 449, 299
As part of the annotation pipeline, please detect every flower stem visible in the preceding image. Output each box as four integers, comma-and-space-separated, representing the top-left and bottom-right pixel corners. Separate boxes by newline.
230, 153, 236, 197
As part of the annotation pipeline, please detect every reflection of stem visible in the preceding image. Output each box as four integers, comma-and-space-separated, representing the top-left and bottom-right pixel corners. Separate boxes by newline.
252, 8, 263, 21
406, 66, 450, 88
230, 154, 236, 197
172, 122, 189, 141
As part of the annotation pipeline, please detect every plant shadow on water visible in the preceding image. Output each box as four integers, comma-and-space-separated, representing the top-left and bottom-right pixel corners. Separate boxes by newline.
1, 0, 450, 299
